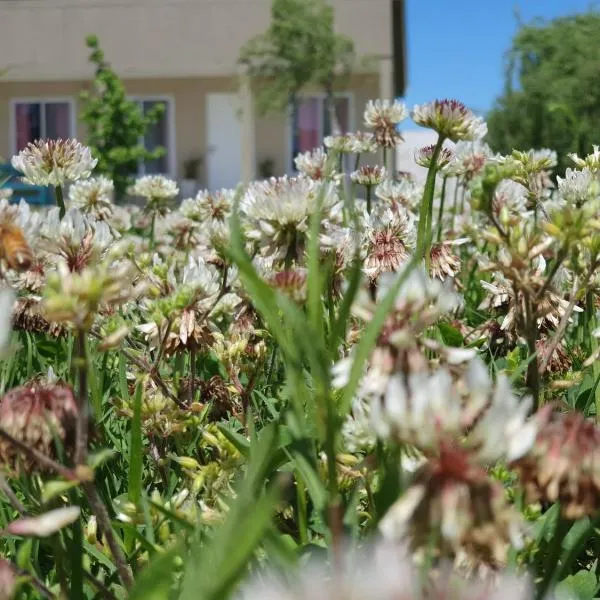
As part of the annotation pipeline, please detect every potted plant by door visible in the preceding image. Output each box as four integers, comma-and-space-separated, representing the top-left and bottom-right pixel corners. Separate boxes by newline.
180, 156, 203, 199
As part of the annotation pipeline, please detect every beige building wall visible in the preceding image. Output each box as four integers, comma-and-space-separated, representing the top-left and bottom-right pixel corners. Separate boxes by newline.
0, 0, 392, 82
0, 73, 381, 182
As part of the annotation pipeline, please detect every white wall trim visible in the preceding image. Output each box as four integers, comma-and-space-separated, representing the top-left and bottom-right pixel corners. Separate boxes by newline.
9, 96, 77, 156
285, 91, 355, 176
128, 94, 177, 178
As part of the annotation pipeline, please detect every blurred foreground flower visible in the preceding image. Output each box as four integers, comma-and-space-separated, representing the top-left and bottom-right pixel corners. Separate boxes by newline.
380, 445, 523, 566
11, 139, 96, 187
237, 540, 531, 599
0, 287, 15, 355
511, 410, 600, 519
0, 560, 15, 600
6, 506, 80, 537
0, 382, 78, 473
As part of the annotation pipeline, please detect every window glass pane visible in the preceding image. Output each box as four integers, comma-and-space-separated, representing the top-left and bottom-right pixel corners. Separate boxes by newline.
322, 97, 350, 137
294, 98, 322, 155
44, 103, 72, 139
15, 103, 41, 151
142, 100, 169, 174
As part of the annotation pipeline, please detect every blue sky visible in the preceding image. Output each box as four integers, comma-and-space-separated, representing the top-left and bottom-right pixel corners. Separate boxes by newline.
402, 0, 598, 127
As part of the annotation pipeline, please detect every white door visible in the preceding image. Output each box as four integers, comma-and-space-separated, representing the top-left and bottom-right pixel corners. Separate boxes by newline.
206, 93, 242, 190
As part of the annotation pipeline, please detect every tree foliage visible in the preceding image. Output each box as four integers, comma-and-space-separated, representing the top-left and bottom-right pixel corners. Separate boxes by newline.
239, 0, 356, 133
487, 12, 600, 173
79, 35, 165, 199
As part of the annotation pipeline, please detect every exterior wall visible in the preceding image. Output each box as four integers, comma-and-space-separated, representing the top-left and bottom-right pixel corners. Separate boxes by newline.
0, 73, 381, 182
0, 0, 392, 81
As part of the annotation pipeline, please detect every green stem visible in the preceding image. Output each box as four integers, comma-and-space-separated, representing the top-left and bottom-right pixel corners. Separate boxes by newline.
54, 185, 66, 220
436, 175, 449, 242
366, 185, 373, 215
150, 212, 157, 249
74, 329, 89, 466
450, 176, 461, 232
416, 136, 445, 263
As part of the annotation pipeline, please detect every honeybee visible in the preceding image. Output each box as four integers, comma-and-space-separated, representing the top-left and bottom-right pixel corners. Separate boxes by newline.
0, 222, 33, 272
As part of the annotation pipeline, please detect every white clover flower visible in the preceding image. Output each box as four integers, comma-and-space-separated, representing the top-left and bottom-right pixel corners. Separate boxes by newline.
323, 134, 352, 153
240, 175, 342, 260
294, 147, 330, 180
0, 198, 42, 239
128, 175, 179, 201
351, 165, 387, 187
492, 179, 528, 217
237, 540, 531, 600
412, 99, 487, 142
370, 355, 536, 464
375, 178, 423, 210
364, 99, 408, 128
181, 255, 221, 301
69, 176, 114, 219
414, 144, 455, 168
11, 139, 97, 187
41, 207, 113, 271
363, 207, 415, 279
570, 144, 600, 172
364, 99, 407, 148
347, 131, 378, 154
181, 188, 234, 223
557, 167, 598, 206
447, 140, 493, 179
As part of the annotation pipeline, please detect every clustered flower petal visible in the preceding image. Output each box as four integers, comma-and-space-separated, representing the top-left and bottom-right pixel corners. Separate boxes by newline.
11, 139, 97, 186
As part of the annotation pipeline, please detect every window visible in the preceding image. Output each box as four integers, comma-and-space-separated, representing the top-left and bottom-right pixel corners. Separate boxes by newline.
290, 95, 351, 172
131, 97, 174, 176
12, 99, 74, 153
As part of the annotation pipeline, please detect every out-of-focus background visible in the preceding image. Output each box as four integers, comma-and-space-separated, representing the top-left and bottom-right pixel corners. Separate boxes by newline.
0, 0, 597, 196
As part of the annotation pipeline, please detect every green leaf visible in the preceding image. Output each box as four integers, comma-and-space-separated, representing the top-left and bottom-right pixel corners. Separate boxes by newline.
128, 382, 144, 506
41, 480, 80, 504
87, 448, 117, 471
438, 322, 464, 347
216, 423, 250, 457
181, 485, 280, 600
291, 452, 327, 511
555, 570, 597, 600
307, 184, 325, 334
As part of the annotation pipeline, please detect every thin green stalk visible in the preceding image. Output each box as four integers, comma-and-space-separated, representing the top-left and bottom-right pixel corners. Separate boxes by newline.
296, 472, 308, 545
366, 185, 373, 215
436, 175, 449, 242
74, 329, 89, 466
149, 212, 157, 249
416, 136, 445, 263
450, 176, 461, 233
54, 185, 66, 220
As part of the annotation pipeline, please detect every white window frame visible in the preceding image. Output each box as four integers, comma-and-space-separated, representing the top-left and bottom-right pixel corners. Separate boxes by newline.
286, 92, 354, 175
9, 97, 77, 155
128, 95, 176, 178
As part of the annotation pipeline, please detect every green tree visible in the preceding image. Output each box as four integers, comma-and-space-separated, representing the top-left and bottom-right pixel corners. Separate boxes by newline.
79, 35, 165, 199
487, 12, 600, 173
239, 0, 356, 137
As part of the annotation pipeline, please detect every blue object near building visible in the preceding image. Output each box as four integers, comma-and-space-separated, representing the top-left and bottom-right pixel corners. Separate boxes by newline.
0, 162, 54, 205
